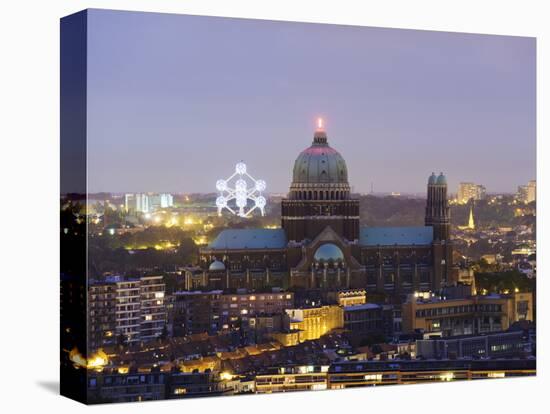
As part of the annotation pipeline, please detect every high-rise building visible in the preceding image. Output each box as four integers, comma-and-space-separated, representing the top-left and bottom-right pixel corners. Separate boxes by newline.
517, 180, 537, 204
516, 180, 536, 204
115, 279, 142, 343
150, 193, 174, 210
88, 275, 167, 348
527, 180, 536, 203
139, 276, 167, 341
125, 193, 150, 213
457, 182, 486, 204
125, 193, 174, 212
88, 282, 117, 350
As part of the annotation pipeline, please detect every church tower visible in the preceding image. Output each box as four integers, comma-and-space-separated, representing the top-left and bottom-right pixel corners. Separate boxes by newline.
281, 119, 360, 243
425, 172, 451, 240
467, 203, 475, 230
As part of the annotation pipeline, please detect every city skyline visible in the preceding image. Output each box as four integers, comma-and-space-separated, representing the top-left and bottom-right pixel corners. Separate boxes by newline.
85, 9, 535, 194
60, 10, 537, 404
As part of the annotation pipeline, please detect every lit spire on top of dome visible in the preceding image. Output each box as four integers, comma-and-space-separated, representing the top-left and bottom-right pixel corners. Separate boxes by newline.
313, 117, 328, 145
317, 117, 324, 130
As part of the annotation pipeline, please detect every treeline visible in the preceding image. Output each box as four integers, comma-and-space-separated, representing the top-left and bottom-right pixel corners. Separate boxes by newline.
98, 226, 195, 250
359, 195, 425, 227
475, 270, 535, 293
452, 200, 535, 228
358, 195, 535, 228
88, 227, 198, 277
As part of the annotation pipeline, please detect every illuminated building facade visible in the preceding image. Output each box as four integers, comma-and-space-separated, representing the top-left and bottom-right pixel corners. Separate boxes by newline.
286, 305, 344, 342
88, 275, 167, 349
171, 290, 294, 336
415, 330, 531, 359
199, 121, 454, 296
457, 182, 486, 204
88, 282, 117, 350
327, 359, 535, 389
253, 359, 535, 394
125, 193, 150, 213
114, 279, 142, 344
516, 180, 536, 204
329, 288, 366, 307
150, 193, 174, 209
139, 276, 167, 341
401, 291, 533, 336
255, 366, 329, 393
124, 193, 174, 213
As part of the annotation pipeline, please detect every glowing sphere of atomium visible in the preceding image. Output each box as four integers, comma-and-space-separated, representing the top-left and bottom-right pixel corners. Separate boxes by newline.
236, 195, 247, 208
215, 161, 267, 218
235, 179, 247, 191
216, 196, 227, 208
216, 179, 227, 192
255, 196, 266, 208
235, 162, 247, 175
255, 180, 266, 192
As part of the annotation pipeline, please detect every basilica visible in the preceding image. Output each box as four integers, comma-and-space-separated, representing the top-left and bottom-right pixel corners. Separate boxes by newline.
198, 121, 453, 296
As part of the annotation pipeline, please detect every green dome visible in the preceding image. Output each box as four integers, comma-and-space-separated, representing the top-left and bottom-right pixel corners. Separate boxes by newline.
436, 172, 447, 185
292, 130, 348, 184
314, 243, 344, 262
428, 172, 437, 185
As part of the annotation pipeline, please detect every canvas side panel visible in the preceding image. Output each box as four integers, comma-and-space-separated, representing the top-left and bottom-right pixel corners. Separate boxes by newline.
60, 9, 88, 404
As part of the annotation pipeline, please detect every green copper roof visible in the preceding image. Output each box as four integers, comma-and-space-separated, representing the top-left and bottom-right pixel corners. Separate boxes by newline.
208, 228, 287, 250
314, 243, 345, 262
292, 130, 349, 184
436, 173, 447, 185
360, 226, 433, 246
208, 260, 226, 271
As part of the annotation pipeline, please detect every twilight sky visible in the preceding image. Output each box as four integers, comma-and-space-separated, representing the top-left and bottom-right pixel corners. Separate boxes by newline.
86, 9, 535, 194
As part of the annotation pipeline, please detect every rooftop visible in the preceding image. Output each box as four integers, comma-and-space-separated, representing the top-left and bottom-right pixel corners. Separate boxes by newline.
360, 226, 433, 246
207, 228, 287, 250
343, 303, 381, 312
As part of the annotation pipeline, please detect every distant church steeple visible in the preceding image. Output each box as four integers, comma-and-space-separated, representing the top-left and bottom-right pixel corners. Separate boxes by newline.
467, 203, 475, 230
425, 172, 451, 240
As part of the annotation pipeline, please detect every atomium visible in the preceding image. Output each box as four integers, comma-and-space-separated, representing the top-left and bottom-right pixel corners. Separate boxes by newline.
215, 162, 267, 218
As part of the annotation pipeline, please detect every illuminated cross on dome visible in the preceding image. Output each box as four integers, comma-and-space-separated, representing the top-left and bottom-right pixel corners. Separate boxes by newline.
215, 162, 267, 218
317, 117, 324, 130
